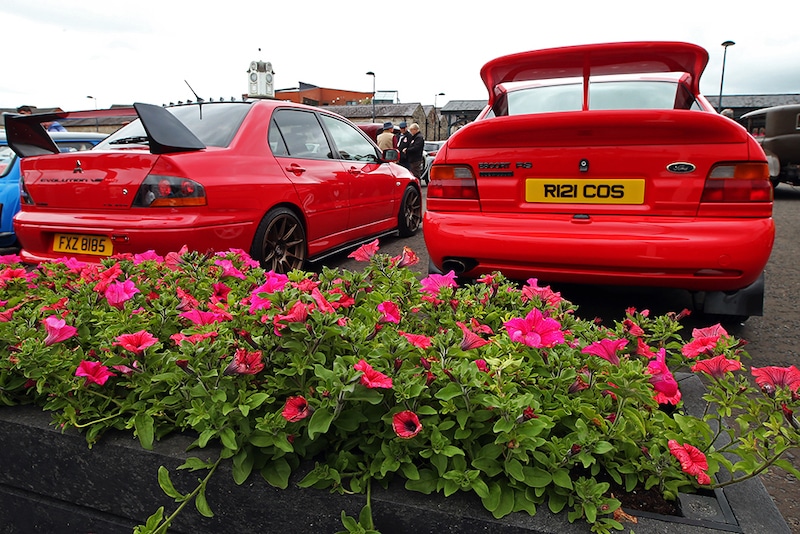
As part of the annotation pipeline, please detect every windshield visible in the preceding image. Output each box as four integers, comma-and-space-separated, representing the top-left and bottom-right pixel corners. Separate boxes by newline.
97, 102, 251, 149
0, 145, 16, 178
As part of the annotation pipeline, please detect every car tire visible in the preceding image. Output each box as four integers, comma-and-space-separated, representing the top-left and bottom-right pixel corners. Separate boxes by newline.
251, 207, 307, 274
398, 186, 422, 237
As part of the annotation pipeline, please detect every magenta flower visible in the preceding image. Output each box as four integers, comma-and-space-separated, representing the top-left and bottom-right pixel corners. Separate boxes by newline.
691, 355, 742, 380
521, 278, 563, 307
348, 239, 380, 261
646, 349, 681, 405
458, 321, 490, 350
272, 301, 310, 335
170, 331, 219, 345
43, 315, 78, 346
682, 323, 728, 358
392, 247, 419, 268
474, 359, 489, 373
132, 250, 164, 264
282, 396, 312, 422
75, 360, 114, 386
224, 348, 264, 375
114, 330, 158, 356
392, 410, 422, 438
503, 308, 565, 349
179, 308, 232, 325
354, 359, 393, 389
751, 366, 800, 394
668, 440, 711, 485
581, 338, 629, 366
310, 288, 335, 314
398, 331, 433, 349
104, 279, 140, 309
419, 271, 458, 296
378, 301, 401, 324
258, 271, 290, 293
214, 259, 246, 279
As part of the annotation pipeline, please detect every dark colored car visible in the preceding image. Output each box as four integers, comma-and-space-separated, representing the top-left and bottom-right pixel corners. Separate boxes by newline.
424, 41, 774, 320
738, 104, 800, 187
0, 130, 107, 247
6, 101, 422, 272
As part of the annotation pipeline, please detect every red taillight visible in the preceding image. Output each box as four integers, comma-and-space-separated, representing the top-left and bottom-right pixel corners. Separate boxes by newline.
701, 163, 772, 203
132, 175, 207, 207
428, 165, 479, 199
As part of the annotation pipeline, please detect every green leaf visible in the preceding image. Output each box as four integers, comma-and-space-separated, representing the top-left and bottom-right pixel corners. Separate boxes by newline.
481, 481, 502, 511
308, 408, 334, 440
134, 413, 154, 451
522, 466, 552, 488
506, 458, 525, 481
552, 469, 573, 490
219, 427, 238, 450
247, 392, 270, 409
157, 466, 184, 500
593, 440, 613, 454
195, 486, 214, 518
358, 503, 374, 529
435, 382, 462, 401
493, 418, 515, 433
232, 449, 254, 484
261, 457, 292, 489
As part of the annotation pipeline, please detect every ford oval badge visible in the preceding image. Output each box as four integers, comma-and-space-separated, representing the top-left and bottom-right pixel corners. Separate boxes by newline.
667, 162, 696, 174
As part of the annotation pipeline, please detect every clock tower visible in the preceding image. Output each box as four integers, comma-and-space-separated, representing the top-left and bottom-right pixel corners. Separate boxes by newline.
247, 60, 274, 98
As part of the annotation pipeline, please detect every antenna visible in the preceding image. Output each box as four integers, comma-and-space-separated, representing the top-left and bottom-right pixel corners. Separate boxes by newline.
184, 80, 204, 102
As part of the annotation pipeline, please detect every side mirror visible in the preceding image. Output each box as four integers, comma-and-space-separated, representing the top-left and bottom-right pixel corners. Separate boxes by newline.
383, 148, 400, 162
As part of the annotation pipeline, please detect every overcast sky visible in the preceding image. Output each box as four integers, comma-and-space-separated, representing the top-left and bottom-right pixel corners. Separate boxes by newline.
2, 0, 799, 112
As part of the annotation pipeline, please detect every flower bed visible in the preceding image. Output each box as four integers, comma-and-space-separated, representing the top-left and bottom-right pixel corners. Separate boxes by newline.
0, 243, 798, 533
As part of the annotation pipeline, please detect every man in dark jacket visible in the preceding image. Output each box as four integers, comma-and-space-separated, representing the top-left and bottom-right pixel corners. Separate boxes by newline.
405, 123, 425, 178
395, 122, 410, 168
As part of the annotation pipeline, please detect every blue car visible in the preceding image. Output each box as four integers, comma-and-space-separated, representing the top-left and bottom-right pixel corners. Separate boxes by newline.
0, 130, 107, 247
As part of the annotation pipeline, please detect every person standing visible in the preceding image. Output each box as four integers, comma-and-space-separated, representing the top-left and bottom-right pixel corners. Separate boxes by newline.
377, 121, 395, 150
395, 122, 410, 168
405, 123, 425, 179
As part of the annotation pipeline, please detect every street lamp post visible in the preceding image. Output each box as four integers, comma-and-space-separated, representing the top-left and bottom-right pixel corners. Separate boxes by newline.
366, 71, 376, 122
86, 95, 99, 132
717, 40, 735, 113
434, 92, 445, 140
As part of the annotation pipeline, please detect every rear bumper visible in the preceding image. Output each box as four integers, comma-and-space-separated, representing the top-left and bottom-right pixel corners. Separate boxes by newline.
423, 211, 775, 292
14, 211, 254, 264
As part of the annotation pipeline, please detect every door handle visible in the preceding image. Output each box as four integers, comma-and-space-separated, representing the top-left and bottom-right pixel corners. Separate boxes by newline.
285, 163, 306, 175
347, 166, 362, 176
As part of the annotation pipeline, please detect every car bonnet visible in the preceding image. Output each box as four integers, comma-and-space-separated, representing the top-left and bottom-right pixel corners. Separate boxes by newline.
480, 41, 708, 108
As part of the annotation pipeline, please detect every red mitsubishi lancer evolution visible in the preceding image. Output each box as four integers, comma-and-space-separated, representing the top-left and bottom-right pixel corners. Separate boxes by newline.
423, 41, 774, 320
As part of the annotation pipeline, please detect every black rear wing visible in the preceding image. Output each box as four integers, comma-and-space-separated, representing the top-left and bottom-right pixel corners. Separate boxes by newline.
3, 103, 205, 157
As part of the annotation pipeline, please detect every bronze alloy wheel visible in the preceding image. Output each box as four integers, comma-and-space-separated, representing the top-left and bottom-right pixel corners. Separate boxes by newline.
252, 207, 307, 273
399, 186, 422, 237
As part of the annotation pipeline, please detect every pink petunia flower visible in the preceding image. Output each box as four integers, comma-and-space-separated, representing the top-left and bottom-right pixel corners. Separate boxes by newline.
419, 271, 458, 296
272, 301, 310, 336
310, 288, 335, 314
682, 323, 728, 358
170, 331, 219, 345
521, 278, 563, 307
377, 301, 401, 324
668, 440, 711, 485
75, 360, 114, 386
458, 321, 490, 350
751, 366, 800, 394
43, 315, 78, 346
104, 279, 140, 309
503, 308, 565, 349
224, 348, 264, 375
282, 396, 312, 422
581, 338, 629, 366
179, 308, 232, 325
392, 410, 422, 438
646, 348, 681, 405
114, 330, 159, 356
392, 247, 419, 268
132, 250, 164, 264
354, 359, 393, 389
474, 359, 489, 372
691, 355, 742, 380
348, 239, 380, 261
398, 331, 433, 349
214, 259, 246, 280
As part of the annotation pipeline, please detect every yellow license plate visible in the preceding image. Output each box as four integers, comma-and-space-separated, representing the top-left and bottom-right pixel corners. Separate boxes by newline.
525, 178, 645, 204
53, 234, 113, 256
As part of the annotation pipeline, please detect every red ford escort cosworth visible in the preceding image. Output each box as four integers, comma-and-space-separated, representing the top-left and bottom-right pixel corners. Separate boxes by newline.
423, 41, 774, 320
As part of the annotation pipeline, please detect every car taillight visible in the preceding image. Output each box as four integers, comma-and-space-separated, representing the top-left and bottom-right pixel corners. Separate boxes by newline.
19, 175, 33, 205
133, 175, 207, 207
701, 163, 772, 203
428, 165, 479, 199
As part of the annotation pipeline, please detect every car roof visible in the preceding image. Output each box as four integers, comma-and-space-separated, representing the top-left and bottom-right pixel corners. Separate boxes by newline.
740, 104, 800, 119
480, 41, 708, 107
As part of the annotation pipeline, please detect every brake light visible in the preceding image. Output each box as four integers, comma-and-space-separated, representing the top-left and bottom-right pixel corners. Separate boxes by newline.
701, 163, 772, 203
428, 165, 478, 199
19, 175, 34, 205
133, 175, 207, 207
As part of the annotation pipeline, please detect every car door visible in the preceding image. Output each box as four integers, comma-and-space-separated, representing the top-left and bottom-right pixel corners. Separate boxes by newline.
318, 114, 396, 231
270, 109, 350, 241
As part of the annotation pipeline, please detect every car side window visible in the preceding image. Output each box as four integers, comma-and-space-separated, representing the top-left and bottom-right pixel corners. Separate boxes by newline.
271, 109, 334, 159
319, 114, 379, 163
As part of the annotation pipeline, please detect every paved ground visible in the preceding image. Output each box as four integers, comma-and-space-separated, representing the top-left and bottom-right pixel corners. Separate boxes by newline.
327, 184, 800, 532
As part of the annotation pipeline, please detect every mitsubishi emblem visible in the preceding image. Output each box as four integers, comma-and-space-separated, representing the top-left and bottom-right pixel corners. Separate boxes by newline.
73, 160, 83, 174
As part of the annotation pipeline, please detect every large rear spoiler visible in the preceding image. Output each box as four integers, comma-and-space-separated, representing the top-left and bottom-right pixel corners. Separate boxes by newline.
3, 103, 205, 157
